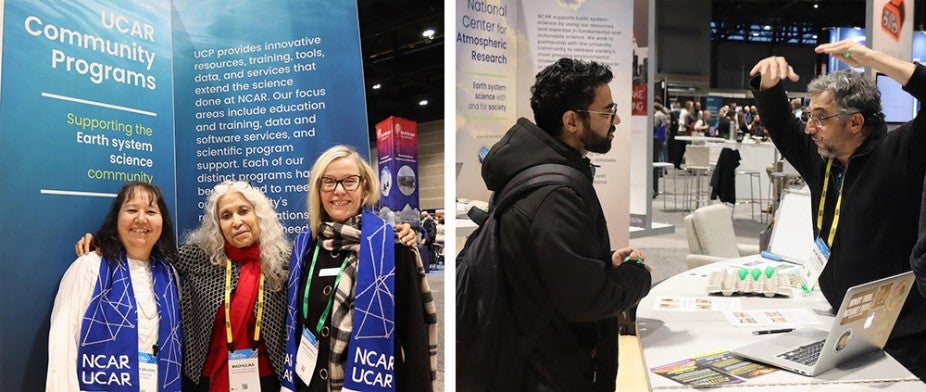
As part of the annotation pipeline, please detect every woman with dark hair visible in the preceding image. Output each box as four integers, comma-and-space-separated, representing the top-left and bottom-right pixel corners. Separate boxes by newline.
48, 182, 182, 391
281, 145, 436, 392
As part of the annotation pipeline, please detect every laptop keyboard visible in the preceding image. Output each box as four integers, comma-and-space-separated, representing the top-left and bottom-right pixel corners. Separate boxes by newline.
777, 340, 825, 366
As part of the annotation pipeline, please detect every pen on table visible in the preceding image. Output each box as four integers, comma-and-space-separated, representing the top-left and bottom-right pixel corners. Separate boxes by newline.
752, 328, 794, 335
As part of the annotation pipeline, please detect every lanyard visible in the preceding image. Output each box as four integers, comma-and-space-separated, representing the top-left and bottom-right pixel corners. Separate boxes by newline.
302, 244, 350, 334
224, 258, 265, 350
815, 159, 844, 247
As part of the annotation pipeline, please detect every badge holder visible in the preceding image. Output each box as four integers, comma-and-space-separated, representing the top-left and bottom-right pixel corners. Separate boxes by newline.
228, 346, 261, 392
296, 327, 320, 385
138, 351, 158, 392
800, 236, 830, 294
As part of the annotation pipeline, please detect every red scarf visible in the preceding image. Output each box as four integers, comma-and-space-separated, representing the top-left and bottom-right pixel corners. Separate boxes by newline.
202, 242, 272, 390
224, 241, 261, 264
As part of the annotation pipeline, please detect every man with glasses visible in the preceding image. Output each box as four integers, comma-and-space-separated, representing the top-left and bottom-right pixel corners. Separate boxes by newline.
471, 58, 652, 390
750, 38, 926, 379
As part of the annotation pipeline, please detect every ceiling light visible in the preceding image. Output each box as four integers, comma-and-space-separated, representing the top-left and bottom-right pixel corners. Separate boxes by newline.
813, 2, 819, 9
752, 32, 759, 37
418, 100, 429, 106
763, 25, 771, 30
422, 29, 436, 40
372, 83, 381, 90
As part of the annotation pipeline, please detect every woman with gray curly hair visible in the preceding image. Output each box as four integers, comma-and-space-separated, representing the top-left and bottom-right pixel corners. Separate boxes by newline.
178, 180, 291, 390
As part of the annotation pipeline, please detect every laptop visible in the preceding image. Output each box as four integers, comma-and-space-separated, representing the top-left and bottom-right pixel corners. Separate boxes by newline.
732, 271, 915, 376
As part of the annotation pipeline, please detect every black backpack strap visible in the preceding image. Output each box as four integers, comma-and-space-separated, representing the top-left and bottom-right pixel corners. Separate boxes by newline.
491, 163, 597, 217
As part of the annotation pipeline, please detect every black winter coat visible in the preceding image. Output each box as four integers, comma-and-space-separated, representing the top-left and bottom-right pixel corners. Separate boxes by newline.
480, 118, 652, 391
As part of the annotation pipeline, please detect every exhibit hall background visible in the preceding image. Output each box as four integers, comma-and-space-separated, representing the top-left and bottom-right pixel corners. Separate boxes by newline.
0, 0, 369, 389
456, 0, 633, 249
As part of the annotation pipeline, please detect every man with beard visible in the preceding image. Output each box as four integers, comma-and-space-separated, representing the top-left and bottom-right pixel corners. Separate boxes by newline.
477, 58, 652, 390
750, 39, 926, 379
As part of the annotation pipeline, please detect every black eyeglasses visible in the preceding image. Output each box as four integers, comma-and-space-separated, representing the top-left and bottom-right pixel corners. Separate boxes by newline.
319, 175, 362, 192
575, 104, 618, 123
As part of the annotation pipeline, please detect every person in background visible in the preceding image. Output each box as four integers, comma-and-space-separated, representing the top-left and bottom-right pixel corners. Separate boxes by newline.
420, 211, 437, 270
653, 101, 670, 197
433, 216, 445, 266
653, 101, 669, 163
716, 106, 733, 139
692, 100, 703, 121
751, 38, 926, 379
680, 100, 695, 134
747, 115, 767, 140
281, 145, 436, 392
791, 98, 804, 118
668, 101, 686, 168
693, 110, 712, 135
50, 182, 182, 391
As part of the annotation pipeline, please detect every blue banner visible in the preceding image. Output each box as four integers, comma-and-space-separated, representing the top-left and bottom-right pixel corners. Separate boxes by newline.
0, 1, 174, 389
172, 0, 370, 236
1, 1, 369, 389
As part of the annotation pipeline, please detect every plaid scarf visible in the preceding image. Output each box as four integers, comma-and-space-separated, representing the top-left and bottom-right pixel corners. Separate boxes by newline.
282, 213, 438, 392
318, 216, 363, 390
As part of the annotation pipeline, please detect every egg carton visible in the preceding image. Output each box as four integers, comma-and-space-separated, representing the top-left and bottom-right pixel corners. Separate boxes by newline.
706, 267, 792, 298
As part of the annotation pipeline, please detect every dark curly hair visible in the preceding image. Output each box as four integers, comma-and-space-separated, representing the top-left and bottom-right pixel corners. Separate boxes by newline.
95, 182, 178, 264
530, 58, 613, 137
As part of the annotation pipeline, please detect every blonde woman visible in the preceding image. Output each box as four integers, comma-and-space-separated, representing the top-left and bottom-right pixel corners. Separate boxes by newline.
281, 145, 436, 392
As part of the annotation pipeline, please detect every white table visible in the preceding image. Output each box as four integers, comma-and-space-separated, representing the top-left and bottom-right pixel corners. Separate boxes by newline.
637, 257, 925, 391
675, 135, 728, 144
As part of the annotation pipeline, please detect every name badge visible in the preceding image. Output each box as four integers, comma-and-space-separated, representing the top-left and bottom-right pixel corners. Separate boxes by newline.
802, 236, 831, 290
318, 267, 340, 277
296, 327, 320, 385
138, 352, 158, 392
228, 348, 261, 392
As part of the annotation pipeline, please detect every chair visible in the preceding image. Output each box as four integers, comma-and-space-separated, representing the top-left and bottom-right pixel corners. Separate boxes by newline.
683, 144, 712, 210
652, 162, 676, 210
734, 169, 762, 221
684, 204, 760, 269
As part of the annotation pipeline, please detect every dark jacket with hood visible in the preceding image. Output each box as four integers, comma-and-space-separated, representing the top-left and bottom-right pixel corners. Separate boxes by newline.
480, 117, 651, 391
751, 66, 926, 340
